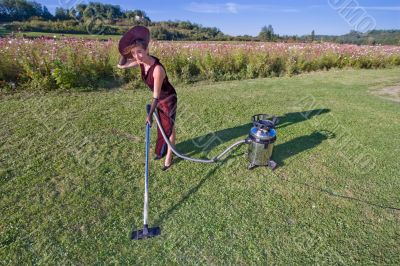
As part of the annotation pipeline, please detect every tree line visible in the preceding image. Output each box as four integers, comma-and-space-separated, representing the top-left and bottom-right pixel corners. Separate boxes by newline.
1, 0, 399, 44
1, 0, 225, 39
0, 0, 150, 22
0, 0, 52, 21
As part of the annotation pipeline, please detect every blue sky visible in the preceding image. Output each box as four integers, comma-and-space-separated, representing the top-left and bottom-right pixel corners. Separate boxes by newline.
39, 0, 400, 36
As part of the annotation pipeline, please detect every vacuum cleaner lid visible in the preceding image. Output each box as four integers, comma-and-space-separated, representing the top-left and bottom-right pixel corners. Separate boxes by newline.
250, 122, 276, 141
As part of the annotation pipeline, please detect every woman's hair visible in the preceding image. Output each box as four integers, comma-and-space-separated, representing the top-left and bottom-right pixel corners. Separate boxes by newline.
122, 38, 148, 56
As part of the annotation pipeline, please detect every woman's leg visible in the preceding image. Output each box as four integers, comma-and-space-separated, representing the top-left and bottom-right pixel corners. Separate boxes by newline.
164, 125, 176, 166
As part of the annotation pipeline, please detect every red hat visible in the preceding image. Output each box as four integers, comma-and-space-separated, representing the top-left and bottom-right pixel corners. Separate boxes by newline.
118, 26, 150, 59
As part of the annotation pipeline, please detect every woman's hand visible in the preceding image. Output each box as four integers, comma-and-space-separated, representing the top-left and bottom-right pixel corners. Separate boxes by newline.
145, 115, 153, 127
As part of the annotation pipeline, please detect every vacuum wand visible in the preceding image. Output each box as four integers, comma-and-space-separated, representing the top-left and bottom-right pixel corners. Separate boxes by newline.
143, 122, 150, 226
131, 107, 161, 240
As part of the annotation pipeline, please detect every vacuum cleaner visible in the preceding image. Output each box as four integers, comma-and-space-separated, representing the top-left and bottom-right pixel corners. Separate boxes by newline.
132, 105, 278, 240
152, 110, 278, 167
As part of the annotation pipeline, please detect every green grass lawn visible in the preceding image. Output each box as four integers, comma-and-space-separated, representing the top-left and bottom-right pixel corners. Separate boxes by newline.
1, 68, 400, 264
0, 26, 10, 37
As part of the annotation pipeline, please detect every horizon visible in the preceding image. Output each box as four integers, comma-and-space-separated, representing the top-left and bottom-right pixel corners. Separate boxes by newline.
36, 0, 400, 36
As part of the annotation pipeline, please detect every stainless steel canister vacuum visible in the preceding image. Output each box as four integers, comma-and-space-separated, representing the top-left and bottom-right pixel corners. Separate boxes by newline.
247, 114, 278, 170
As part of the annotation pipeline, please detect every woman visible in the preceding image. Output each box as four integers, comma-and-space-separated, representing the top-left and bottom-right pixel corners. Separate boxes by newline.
117, 26, 177, 171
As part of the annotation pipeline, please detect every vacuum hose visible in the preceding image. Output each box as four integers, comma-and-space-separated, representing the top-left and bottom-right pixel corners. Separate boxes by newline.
153, 110, 247, 163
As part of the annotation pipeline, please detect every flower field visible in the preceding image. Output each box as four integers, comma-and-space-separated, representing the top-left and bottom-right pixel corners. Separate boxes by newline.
1, 37, 400, 91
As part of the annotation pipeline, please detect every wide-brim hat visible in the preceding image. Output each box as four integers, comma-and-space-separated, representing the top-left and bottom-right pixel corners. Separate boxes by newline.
118, 26, 150, 61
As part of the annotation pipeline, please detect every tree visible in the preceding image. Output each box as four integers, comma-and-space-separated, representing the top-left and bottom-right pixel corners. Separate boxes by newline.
259, 25, 275, 41
0, 0, 53, 21
151, 26, 171, 40
0, 0, 13, 21
73, 3, 87, 20
55, 7, 70, 20
311, 30, 315, 42
41, 6, 52, 20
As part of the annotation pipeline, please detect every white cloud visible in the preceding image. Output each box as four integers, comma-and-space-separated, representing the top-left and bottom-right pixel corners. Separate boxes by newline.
280, 9, 300, 13
226, 3, 238, 14
361, 6, 400, 11
185, 2, 301, 14
332, 5, 400, 12
185, 2, 225, 13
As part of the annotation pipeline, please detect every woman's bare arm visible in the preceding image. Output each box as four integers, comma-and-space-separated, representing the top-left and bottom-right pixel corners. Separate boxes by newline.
145, 65, 165, 125
117, 59, 139, 69
152, 65, 165, 99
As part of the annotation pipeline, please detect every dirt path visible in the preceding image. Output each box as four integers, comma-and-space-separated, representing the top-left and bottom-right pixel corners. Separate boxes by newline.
371, 86, 400, 102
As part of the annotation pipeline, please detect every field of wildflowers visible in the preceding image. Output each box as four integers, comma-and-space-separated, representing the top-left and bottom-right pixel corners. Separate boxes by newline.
1, 37, 400, 91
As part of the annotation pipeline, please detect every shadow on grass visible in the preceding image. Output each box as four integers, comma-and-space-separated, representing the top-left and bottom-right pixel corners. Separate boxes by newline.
273, 130, 335, 166
173, 109, 330, 164
74, 79, 125, 92
153, 110, 334, 226
152, 131, 336, 227
175, 122, 252, 160
276, 108, 330, 129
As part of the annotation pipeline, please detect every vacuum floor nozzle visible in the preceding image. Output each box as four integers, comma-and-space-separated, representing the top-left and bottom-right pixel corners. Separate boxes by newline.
131, 224, 161, 240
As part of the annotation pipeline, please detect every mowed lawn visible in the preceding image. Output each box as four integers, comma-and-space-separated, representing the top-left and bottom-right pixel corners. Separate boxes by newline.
1, 68, 399, 264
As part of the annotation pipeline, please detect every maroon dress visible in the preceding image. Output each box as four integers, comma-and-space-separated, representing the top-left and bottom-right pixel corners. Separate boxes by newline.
140, 56, 178, 158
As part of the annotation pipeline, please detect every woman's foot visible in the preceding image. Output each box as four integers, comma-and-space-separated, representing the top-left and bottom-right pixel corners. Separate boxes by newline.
162, 156, 173, 171
162, 164, 172, 171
